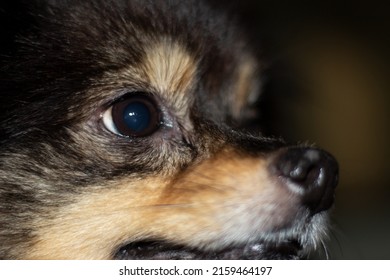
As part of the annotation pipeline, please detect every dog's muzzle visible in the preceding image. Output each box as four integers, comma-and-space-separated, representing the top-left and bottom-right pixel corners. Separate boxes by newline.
114, 146, 339, 260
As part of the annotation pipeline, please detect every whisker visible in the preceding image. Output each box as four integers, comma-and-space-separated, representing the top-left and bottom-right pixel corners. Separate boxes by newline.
320, 239, 330, 260
172, 173, 239, 192
190, 170, 239, 190
329, 227, 344, 258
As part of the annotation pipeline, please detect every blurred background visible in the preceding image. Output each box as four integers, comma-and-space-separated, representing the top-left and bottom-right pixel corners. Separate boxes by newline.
228, 0, 390, 259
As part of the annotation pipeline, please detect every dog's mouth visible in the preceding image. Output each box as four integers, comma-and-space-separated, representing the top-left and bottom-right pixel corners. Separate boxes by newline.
113, 239, 303, 260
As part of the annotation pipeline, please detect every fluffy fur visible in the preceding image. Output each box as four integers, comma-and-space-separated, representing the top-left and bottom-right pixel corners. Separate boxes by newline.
0, 0, 338, 259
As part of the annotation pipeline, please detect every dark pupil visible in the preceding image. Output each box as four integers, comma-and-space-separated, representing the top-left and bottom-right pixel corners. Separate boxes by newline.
112, 94, 160, 137
123, 102, 151, 133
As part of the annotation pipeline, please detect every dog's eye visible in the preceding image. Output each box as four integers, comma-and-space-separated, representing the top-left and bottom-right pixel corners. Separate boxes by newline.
102, 94, 161, 137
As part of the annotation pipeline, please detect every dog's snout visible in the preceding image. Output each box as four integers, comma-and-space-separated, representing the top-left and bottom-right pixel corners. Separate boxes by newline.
274, 147, 339, 214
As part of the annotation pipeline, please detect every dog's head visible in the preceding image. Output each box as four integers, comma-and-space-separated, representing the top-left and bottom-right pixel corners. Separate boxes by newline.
0, 0, 338, 259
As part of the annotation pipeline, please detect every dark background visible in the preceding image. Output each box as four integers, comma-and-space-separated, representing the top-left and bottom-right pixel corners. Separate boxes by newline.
230, 0, 390, 259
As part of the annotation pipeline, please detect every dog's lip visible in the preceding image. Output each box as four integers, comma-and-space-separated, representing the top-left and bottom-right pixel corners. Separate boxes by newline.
113, 239, 303, 260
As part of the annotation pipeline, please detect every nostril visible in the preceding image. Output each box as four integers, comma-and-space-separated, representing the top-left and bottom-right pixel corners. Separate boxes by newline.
279, 158, 319, 186
276, 148, 322, 187
274, 147, 339, 214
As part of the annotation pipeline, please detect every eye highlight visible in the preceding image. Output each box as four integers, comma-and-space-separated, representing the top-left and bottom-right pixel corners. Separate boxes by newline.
102, 93, 161, 137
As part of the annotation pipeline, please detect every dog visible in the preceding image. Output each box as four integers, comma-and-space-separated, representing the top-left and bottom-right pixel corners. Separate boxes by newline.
0, 0, 338, 259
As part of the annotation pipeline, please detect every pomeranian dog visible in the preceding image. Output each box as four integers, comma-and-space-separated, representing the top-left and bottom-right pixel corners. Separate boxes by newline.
0, 0, 338, 259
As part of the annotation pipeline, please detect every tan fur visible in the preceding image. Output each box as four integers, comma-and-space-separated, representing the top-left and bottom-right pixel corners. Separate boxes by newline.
99, 38, 198, 128
89, 38, 197, 107
231, 57, 260, 118
141, 38, 198, 98
27, 147, 297, 259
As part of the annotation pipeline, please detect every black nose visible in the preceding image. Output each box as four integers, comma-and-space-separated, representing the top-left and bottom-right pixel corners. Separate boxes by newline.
275, 147, 339, 214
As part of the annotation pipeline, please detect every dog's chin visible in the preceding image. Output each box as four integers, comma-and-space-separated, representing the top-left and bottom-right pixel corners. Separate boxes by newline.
113, 239, 303, 260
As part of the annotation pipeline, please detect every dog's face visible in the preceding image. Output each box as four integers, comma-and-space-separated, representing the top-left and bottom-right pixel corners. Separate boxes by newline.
0, 0, 338, 259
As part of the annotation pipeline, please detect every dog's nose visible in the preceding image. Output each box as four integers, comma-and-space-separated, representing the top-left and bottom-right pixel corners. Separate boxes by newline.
275, 147, 339, 214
